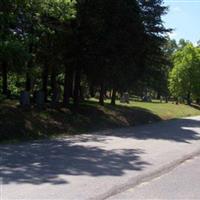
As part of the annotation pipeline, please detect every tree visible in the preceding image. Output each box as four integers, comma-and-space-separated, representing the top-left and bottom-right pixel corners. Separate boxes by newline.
75, 0, 170, 106
0, 0, 29, 96
0, 0, 172, 109
132, 0, 170, 99
169, 44, 200, 104
38, 0, 76, 102
178, 39, 190, 49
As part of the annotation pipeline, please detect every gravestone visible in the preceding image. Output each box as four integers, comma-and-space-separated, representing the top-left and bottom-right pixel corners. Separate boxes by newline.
147, 96, 152, 102
124, 92, 129, 104
20, 91, 30, 107
142, 96, 147, 102
142, 95, 152, 102
120, 92, 129, 104
35, 90, 45, 108
120, 96, 126, 103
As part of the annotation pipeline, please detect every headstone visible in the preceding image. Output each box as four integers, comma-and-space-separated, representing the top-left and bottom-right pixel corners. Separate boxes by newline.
147, 96, 152, 102
142, 96, 147, 102
35, 90, 45, 108
142, 95, 152, 102
120, 92, 129, 104
124, 92, 129, 103
20, 91, 30, 107
120, 96, 126, 103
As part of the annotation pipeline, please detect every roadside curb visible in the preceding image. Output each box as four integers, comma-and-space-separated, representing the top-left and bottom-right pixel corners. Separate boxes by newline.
93, 148, 200, 200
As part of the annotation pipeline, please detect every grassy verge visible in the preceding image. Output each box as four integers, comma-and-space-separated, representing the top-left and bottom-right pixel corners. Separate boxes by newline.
0, 99, 200, 143
119, 100, 200, 120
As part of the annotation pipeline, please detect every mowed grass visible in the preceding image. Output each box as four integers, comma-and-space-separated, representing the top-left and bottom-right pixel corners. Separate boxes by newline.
121, 101, 200, 120
90, 98, 200, 119
0, 98, 200, 143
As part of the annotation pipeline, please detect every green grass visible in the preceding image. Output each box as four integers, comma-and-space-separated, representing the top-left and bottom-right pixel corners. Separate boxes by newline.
120, 101, 200, 120
90, 98, 200, 119
0, 99, 200, 143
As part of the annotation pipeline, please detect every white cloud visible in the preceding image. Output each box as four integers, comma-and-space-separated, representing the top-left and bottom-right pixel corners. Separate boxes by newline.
168, 31, 178, 39
171, 6, 182, 13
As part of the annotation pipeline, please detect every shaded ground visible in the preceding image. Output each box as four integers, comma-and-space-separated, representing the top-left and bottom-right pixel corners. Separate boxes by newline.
1, 117, 200, 185
0, 100, 161, 142
105, 118, 200, 143
0, 141, 148, 185
1, 99, 200, 142
1, 116, 200, 200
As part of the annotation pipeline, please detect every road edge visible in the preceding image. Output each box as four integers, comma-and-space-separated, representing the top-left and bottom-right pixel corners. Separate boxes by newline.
92, 148, 200, 200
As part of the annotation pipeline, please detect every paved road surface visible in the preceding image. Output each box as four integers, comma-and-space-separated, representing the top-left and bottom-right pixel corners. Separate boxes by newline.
109, 155, 200, 199
1, 116, 200, 200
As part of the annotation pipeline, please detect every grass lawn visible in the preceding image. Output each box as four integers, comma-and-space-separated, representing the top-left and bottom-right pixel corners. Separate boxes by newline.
0, 99, 200, 143
120, 101, 200, 120
90, 98, 200, 119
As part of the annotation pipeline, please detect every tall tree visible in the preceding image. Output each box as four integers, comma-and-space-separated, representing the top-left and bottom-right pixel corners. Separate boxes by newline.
169, 44, 200, 104
137, 0, 170, 98
0, 0, 29, 96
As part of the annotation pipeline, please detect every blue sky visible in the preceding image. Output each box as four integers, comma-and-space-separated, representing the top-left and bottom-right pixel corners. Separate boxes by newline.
163, 0, 200, 44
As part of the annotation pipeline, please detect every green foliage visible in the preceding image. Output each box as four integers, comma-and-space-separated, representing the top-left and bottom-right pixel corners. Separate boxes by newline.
164, 38, 178, 58
8, 73, 24, 96
169, 44, 200, 99
178, 39, 190, 49
43, 0, 76, 21
0, 0, 171, 105
0, 39, 29, 71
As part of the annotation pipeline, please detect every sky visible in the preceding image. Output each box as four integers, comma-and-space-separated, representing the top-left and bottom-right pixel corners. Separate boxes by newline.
163, 0, 200, 44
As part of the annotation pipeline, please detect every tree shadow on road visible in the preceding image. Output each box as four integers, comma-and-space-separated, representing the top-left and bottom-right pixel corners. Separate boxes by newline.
1, 140, 149, 185
1, 108, 200, 185
105, 118, 200, 143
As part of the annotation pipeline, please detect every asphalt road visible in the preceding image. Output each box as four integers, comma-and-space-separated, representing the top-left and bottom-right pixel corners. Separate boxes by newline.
109, 155, 200, 199
1, 116, 200, 200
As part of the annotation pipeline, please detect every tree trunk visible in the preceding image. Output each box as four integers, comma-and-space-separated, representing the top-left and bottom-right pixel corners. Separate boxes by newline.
26, 41, 33, 92
63, 66, 71, 106
2, 62, 8, 95
157, 92, 161, 100
69, 71, 74, 98
175, 97, 179, 105
73, 68, 81, 108
79, 86, 84, 101
89, 84, 95, 98
187, 92, 191, 105
25, 72, 31, 92
50, 67, 56, 93
42, 63, 48, 102
111, 88, 117, 105
99, 82, 105, 106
